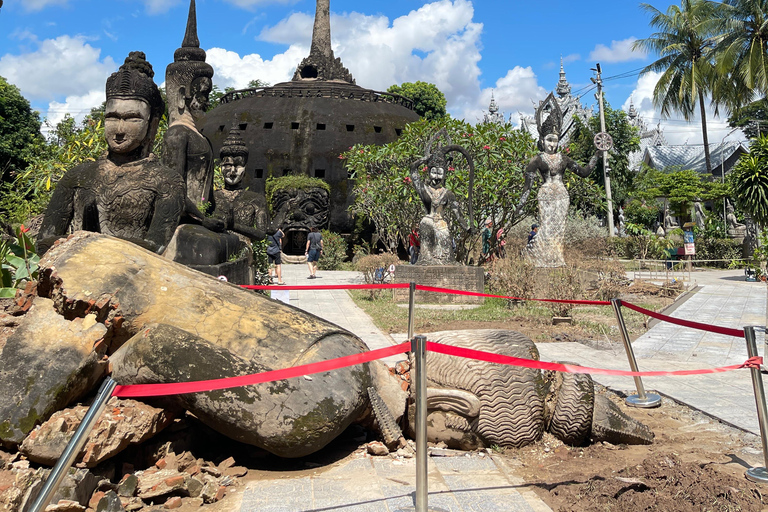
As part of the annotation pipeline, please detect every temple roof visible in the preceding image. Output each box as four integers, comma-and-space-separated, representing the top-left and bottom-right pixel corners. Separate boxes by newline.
641, 141, 748, 175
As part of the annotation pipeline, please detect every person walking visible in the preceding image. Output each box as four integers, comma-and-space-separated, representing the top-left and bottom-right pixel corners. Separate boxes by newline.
481, 218, 493, 262
408, 227, 420, 264
305, 227, 323, 279
267, 227, 286, 285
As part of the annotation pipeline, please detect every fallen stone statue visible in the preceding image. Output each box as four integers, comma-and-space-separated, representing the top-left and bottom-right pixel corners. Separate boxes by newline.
0, 231, 651, 465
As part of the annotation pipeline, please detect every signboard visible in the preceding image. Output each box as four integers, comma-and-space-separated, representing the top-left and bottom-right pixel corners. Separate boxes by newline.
683, 230, 695, 255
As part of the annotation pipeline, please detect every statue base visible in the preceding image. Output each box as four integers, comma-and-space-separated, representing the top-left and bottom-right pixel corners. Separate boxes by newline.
393, 265, 484, 305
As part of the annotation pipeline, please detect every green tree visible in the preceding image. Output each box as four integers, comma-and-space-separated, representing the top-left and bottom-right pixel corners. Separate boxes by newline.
567, 101, 642, 208
208, 80, 269, 111
728, 97, 768, 138
0, 76, 44, 181
386, 82, 447, 120
712, 0, 768, 109
633, 0, 719, 173
728, 133, 768, 226
344, 118, 538, 262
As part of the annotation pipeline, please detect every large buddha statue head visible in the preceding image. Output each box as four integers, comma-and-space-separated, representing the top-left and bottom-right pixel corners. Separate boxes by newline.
166, 0, 214, 125
104, 51, 164, 160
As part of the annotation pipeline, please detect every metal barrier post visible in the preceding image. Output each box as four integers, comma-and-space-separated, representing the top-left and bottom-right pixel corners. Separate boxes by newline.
610, 299, 661, 408
414, 334, 428, 511
28, 377, 117, 512
407, 282, 416, 342
744, 326, 768, 484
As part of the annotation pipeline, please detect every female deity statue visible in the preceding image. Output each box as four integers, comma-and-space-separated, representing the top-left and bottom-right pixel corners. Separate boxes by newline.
408, 131, 473, 265
517, 93, 600, 267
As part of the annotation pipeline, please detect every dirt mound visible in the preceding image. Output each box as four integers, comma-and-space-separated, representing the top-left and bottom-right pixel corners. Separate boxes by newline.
548, 453, 763, 511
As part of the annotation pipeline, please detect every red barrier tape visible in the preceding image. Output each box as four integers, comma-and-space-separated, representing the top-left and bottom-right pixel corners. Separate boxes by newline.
426, 341, 762, 377
111, 342, 410, 398
241, 283, 409, 291
621, 301, 745, 339
414, 285, 611, 305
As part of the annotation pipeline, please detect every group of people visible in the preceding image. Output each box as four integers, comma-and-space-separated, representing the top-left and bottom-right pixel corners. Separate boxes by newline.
266, 226, 324, 284
480, 219, 507, 263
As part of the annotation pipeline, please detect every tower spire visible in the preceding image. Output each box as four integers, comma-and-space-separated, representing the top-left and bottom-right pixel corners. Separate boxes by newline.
556, 56, 571, 97
292, 0, 355, 83
182, 0, 199, 49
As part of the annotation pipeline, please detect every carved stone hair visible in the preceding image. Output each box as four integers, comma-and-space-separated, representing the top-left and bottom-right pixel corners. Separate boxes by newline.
220, 128, 249, 160
105, 51, 164, 120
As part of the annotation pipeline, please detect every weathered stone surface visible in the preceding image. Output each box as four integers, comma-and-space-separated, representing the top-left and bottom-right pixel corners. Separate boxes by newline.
136, 468, 187, 499
49, 468, 98, 507
0, 297, 108, 447
38, 232, 371, 458
20, 398, 177, 467
369, 360, 407, 423
117, 475, 138, 497
95, 490, 125, 512
44, 500, 85, 512
111, 323, 370, 458
366, 441, 388, 456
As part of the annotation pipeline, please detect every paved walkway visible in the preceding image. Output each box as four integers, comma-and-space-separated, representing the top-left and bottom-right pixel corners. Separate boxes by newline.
238, 265, 767, 511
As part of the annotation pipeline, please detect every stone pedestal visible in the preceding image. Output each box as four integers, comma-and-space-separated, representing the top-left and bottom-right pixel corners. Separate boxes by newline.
393, 265, 484, 304
189, 252, 253, 285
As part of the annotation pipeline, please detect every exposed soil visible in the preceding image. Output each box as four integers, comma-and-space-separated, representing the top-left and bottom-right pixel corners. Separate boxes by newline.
506, 387, 768, 512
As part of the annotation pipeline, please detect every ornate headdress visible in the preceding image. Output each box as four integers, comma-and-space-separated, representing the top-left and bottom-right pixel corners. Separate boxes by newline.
166, 0, 214, 101
422, 128, 475, 224
535, 92, 562, 140
105, 51, 164, 120
220, 128, 249, 160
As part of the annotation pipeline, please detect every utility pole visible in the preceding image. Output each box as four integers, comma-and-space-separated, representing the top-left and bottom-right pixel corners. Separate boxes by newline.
592, 63, 615, 237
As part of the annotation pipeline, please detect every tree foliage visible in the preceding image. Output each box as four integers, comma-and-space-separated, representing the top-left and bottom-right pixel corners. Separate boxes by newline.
728, 97, 768, 138
0, 76, 44, 181
386, 81, 447, 120
344, 118, 539, 263
729, 133, 768, 226
567, 101, 642, 208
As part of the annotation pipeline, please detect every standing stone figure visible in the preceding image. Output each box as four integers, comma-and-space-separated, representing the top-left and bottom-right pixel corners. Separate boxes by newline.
408, 131, 473, 265
618, 206, 626, 237
693, 201, 706, 229
163, 0, 217, 222
37, 52, 185, 254
517, 93, 599, 267
212, 129, 268, 242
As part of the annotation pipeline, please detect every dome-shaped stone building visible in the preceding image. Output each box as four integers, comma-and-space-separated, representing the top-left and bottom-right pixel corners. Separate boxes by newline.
201, 0, 419, 253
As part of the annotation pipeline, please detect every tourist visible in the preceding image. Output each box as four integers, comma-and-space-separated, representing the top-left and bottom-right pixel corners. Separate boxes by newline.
481, 218, 493, 262
495, 227, 506, 259
305, 227, 323, 279
267, 227, 286, 285
408, 227, 420, 264
527, 224, 538, 245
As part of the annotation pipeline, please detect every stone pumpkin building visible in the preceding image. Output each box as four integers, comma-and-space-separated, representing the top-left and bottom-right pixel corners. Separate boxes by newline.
201, 0, 419, 251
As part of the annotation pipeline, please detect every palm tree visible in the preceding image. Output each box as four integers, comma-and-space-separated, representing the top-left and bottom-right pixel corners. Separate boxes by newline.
712, 0, 768, 110
633, 0, 719, 173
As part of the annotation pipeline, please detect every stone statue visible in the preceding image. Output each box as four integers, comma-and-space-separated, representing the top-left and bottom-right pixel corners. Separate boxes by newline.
212, 129, 268, 242
726, 201, 746, 238
410, 330, 653, 449
618, 206, 626, 237
693, 201, 706, 229
664, 205, 679, 230
518, 93, 599, 267
37, 52, 185, 255
408, 130, 473, 265
162, 0, 219, 228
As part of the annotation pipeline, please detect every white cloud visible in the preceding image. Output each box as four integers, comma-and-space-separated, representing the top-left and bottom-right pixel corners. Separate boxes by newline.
469, 66, 547, 124
0, 35, 117, 101
22, 0, 69, 12
623, 71, 737, 146
140, 0, 181, 15
207, 46, 305, 89
228, 0, 485, 120
589, 37, 645, 63
44, 90, 105, 131
563, 54, 581, 64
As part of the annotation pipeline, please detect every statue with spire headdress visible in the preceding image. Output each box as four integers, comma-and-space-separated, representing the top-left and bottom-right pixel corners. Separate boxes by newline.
517, 93, 601, 267
163, 0, 217, 219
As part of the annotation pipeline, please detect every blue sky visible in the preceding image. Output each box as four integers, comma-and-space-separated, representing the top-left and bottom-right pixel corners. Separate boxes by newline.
0, 0, 740, 145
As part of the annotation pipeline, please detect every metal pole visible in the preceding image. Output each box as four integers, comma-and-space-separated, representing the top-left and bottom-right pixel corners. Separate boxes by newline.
744, 326, 768, 483
407, 282, 416, 342
414, 334, 428, 512
28, 377, 118, 512
610, 299, 661, 408
595, 63, 615, 238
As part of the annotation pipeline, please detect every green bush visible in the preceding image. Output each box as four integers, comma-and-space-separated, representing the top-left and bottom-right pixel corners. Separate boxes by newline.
318, 230, 348, 270
694, 238, 743, 265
